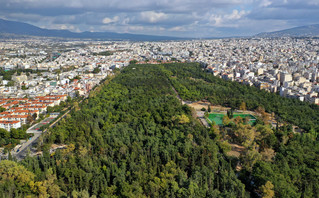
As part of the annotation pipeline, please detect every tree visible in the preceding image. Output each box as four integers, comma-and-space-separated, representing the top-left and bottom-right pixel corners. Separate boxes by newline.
21, 85, 28, 90
39, 113, 44, 120
75, 90, 80, 97
67, 96, 72, 103
234, 123, 256, 147
234, 116, 243, 125
260, 148, 275, 162
256, 124, 273, 141
0, 160, 64, 197
0, 160, 36, 196
209, 124, 220, 139
129, 59, 138, 64
240, 146, 262, 171
10, 128, 20, 139
177, 114, 190, 124
0, 128, 10, 139
222, 115, 231, 126
93, 67, 101, 74
0, 106, 6, 113
256, 106, 270, 124
260, 181, 275, 198
220, 140, 231, 153
6, 80, 15, 87
309, 127, 318, 139
32, 113, 37, 121
239, 102, 246, 111
47, 106, 53, 113
227, 109, 234, 119
204, 111, 209, 118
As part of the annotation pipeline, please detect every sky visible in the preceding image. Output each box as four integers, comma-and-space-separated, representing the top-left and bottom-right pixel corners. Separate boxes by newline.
0, 0, 319, 38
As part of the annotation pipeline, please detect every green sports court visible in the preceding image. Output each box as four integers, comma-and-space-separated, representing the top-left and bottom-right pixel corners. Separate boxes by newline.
207, 113, 256, 126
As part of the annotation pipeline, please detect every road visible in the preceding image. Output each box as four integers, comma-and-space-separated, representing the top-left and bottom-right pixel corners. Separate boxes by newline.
197, 111, 210, 128
9, 97, 88, 160
1, 107, 70, 161
11, 133, 42, 160
4, 76, 116, 160
169, 79, 210, 128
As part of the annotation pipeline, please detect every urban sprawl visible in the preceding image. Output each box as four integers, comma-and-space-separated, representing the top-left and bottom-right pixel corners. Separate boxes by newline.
0, 37, 319, 132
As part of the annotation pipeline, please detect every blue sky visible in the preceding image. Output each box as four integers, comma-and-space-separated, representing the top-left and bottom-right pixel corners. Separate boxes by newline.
1, 0, 319, 37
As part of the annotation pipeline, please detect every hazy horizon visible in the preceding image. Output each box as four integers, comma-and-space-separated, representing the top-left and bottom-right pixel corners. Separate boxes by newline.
1, 0, 319, 38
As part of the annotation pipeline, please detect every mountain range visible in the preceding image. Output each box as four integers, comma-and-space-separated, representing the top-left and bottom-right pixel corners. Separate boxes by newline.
256, 24, 319, 37
0, 18, 181, 41
1, 18, 319, 40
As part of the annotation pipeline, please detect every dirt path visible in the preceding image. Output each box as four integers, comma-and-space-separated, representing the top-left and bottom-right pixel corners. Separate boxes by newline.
168, 80, 210, 128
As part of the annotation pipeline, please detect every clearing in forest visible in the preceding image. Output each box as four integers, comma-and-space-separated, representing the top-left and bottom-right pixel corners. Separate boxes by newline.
207, 113, 256, 126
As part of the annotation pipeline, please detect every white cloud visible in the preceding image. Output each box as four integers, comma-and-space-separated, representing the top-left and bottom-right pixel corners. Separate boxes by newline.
169, 26, 186, 31
140, 11, 168, 23
121, 17, 130, 25
2, 0, 319, 37
227, 9, 247, 20
209, 9, 248, 27
259, 0, 272, 7
102, 16, 119, 24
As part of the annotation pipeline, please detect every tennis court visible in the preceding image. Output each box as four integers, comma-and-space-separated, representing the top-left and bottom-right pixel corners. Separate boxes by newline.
207, 113, 256, 126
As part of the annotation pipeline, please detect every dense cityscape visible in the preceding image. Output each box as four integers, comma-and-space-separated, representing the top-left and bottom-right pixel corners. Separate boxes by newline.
1, 0, 319, 196
0, 37, 319, 197
0, 38, 318, 132
1, 37, 318, 104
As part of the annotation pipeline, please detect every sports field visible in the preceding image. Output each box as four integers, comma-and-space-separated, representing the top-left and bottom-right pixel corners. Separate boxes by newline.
28, 116, 56, 131
207, 113, 256, 126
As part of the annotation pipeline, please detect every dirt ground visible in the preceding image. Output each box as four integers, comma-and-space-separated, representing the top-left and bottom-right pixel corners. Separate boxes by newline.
227, 143, 246, 158
187, 101, 231, 112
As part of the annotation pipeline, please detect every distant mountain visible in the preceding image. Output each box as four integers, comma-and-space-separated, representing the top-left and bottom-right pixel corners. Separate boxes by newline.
256, 24, 319, 37
0, 18, 182, 41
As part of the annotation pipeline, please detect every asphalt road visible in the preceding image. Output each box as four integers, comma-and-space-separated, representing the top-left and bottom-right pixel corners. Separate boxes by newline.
12, 133, 41, 160
9, 99, 84, 161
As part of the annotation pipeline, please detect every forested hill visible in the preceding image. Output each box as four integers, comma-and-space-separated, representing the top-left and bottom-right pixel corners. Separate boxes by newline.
0, 64, 247, 197
163, 63, 319, 197
1, 63, 318, 197
166, 63, 319, 133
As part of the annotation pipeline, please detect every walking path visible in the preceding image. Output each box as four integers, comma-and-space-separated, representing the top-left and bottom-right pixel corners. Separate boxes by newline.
169, 79, 210, 128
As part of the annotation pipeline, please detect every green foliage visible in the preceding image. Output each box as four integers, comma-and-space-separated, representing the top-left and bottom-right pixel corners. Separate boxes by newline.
164, 63, 319, 133
249, 134, 319, 197
70, 75, 81, 81
0, 127, 28, 148
129, 59, 138, 64
259, 181, 274, 198
0, 107, 5, 113
8, 63, 318, 198
21, 85, 28, 90
161, 63, 319, 197
0, 68, 47, 81
0, 160, 64, 197
93, 67, 101, 74
18, 64, 247, 197
92, 51, 113, 56
0, 160, 36, 196
6, 80, 15, 87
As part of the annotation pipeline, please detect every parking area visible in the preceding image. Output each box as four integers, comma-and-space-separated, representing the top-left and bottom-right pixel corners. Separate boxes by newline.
27, 114, 59, 133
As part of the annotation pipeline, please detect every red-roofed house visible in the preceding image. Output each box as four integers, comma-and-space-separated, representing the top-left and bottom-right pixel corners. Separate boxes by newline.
0, 120, 21, 131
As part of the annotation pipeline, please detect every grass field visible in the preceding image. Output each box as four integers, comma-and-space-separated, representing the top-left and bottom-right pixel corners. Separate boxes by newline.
207, 113, 256, 126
